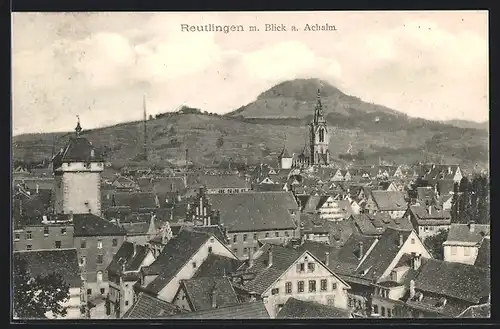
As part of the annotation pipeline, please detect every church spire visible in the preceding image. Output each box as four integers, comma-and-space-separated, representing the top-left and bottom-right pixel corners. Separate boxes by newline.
314, 89, 325, 125
75, 115, 82, 137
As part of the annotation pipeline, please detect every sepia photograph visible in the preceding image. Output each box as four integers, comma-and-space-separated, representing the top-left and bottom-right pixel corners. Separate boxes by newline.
11, 11, 490, 320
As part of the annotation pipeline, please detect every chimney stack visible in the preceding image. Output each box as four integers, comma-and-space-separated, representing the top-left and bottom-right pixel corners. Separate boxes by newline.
36, 184, 39, 194
325, 251, 330, 267
399, 234, 404, 247
133, 242, 137, 257
122, 261, 126, 273
248, 247, 254, 268
69, 211, 74, 222
268, 250, 273, 267
211, 284, 218, 309
412, 253, 422, 271
358, 242, 364, 260
469, 221, 476, 232
428, 205, 432, 215
409, 280, 416, 299
90, 149, 95, 158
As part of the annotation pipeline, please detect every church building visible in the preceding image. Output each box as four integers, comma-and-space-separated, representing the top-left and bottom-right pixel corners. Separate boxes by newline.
291, 89, 330, 168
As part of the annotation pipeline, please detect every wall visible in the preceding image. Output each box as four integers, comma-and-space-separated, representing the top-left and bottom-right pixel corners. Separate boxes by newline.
13, 224, 74, 251
228, 229, 296, 259
443, 244, 479, 265
157, 238, 237, 302
417, 224, 450, 240
371, 295, 405, 318
172, 286, 193, 311
280, 158, 293, 170
305, 233, 330, 243
261, 252, 349, 318
206, 187, 251, 194
319, 199, 348, 221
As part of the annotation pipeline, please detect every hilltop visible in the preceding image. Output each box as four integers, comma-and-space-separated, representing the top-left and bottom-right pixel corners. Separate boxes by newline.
12, 79, 489, 171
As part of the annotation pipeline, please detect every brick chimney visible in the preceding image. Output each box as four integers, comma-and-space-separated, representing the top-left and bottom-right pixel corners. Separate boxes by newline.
121, 261, 126, 273
325, 251, 330, 267
469, 221, 476, 232
409, 279, 416, 299
69, 211, 74, 222
268, 250, 273, 268
90, 149, 95, 158
428, 205, 432, 215
133, 242, 137, 257
248, 247, 254, 268
399, 234, 404, 247
411, 253, 422, 270
358, 242, 364, 260
211, 284, 218, 309
36, 184, 39, 194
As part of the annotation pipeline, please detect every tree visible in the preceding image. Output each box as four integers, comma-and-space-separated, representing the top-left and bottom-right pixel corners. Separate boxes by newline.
216, 136, 224, 148
451, 182, 460, 223
423, 229, 448, 260
458, 176, 471, 224
13, 258, 70, 319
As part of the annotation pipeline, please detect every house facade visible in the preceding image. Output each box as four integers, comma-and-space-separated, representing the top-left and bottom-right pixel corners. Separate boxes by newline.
443, 223, 490, 265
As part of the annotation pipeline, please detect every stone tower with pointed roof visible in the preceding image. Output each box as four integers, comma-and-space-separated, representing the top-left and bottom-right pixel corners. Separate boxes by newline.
309, 89, 330, 166
278, 144, 293, 169
52, 118, 104, 216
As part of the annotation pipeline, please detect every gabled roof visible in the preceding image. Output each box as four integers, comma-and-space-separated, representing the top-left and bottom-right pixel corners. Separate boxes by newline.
151, 177, 187, 194
122, 292, 186, 318
181, 225, 229, 245
276, 297, 351, 318
193, 254, 243, 278
370, 191, 407, 211
73, 213, 126, 237
181, 276, 239, 311
352, 213, 413, 236
107, 241, 150, 275
208, 192, 298, 232
278, 145, 291, 158
437, 179, 455, 196
355, 228, 413, 281
408, 205, 451, 225
327, 234, 378, 276
13, 249, 81, 288
141, 230, 211, 294
112, 192, 157, 210
167, 301, 269, 319
445, 224, 489, 245
413, 258, 490, 304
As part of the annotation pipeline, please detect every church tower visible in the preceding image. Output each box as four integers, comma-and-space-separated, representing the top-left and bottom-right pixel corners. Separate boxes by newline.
52, 117, 104, 216
309, 89, 330, 166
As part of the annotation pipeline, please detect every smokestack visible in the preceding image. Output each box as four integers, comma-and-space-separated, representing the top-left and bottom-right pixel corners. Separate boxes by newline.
268, 250, 273, 268
409, 280, 416, 299
358, 242, 364, 260
325, 251, 330, 267
399, 234, 404, 247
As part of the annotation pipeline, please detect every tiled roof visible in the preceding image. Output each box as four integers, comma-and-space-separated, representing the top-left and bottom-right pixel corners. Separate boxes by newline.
370, 191, 407, 211
352, 213, 413, 236
193, 254, 243, 278
445, 224, 489, 244
181, 276, 240, 311
112, 192, 157, 210
151, 177, 187, 194
355, 228, 413, 281
13, 249, 81, 288
122, 222, 151, 235
409, 205, 451, 225
53, 136, 103, 164
107, 241, 149, 275
414, 258, 490, 303
208, 192, 298, 233
437, 179, 455, 196
416, 187, 436, 203
122, 292, 185, 318
73, 213, 126, 237
296, 241, 337, 263
181, 225, 229, 244
327, 234, 377, 276
187, 174, 249, 189
474, 238, 490, 268
167, 301, 269, 319
276, 297, 351, 318
141, 230, 211, 294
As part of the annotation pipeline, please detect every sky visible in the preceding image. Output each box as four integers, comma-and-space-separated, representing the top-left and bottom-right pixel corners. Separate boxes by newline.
12, 11, 489, 135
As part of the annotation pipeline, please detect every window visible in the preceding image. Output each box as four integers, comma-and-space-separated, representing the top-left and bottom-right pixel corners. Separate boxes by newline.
97, 271, 103, 282
208, 246, 213, 253
97, 254, 104, 264
233, 248, 238, 254
243, 234, 247, 242
233, 235, 237, 243
411, 238, 415, 244
243, 247, 248, 255
61, 228, 67, 235
285, 282, 292, 294
275, 232, 279, 237
80, 256, 86, 266
125, 300, 129, 306
327, 297, 335, 306
298, 281, 304, 293
55, 241, 61, 249
332, 282, 337, 290
265, 232, 269, 238
271, 288, 279, 295
81, 240, 86, 249
209, 237, 214, 243
285, 231, 289, 237
309, 280, 316, 292
192, 262, 197, 268
319, 128, 325, 142
381, 306, 386, 317
296, 263, 305, 273
373, 304, 379, 314
26, 231, 32, 240
14, 233, 20, 241
451, 246, 457, 255
112, 239, 118, 247
320, 279, 327, 291
464, 247, 471, 256
387, 308, 392, 318
26, 245, 32, 251
97, 240, 103, 249
308, 263, 315, 272
253, 233, 257, 240
424, 226, 429, 232
44, 227, 49, 236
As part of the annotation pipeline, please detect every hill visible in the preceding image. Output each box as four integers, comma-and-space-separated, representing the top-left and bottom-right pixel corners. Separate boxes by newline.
12, 79, 489, 172
441, 119, 489, 131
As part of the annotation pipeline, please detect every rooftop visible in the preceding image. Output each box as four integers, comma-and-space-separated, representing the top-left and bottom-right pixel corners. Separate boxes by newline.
167, 301, 269, 319
181, 276, 240, 311
276, 297, 351, 318
122, 292, 186, 318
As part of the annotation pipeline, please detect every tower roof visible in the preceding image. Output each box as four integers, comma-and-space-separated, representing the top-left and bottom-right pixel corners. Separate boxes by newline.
279, 144, 291, 158
313, 89, 326, 125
